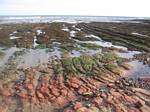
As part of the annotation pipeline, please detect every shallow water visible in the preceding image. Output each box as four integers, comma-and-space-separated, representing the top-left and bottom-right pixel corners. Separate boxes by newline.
69, 48, 102, 57
0, 47, 22, 67
72, 37, 127, 51
16, 47, 62, 68
126, 60, 150, 78
117, 51, 141, 59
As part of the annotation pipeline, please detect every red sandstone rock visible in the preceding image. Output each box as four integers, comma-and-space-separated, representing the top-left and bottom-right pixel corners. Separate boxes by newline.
113, 97, 120, 104
120, 63, 132, 70
100, 93, 107, 99
93, 97, 103, 106
55, 96, 68, 107
140, 105, 150, 112
27, 73, 34, 80
67, 91, 76, 101
133, 88, 150, 96
73, 102, 83, 110
124, 95, 136, 103
78, 86, 87, 94
128, 107, 140, 112
36, 91, 44, 99
107, 94, 114, 103
113, 103, 122, 112
41, 77, 49, 86
65, 109, 74, 112
48, 94, 56, 102
76, 107, 88, 112
110, 91, 122, 99
50, 88, 60, 97
107, 83, 114, 87
70, 77, 82, 85
31, 96, 38, 104
18, 91, 28, 99
0, 106, 8, 112
87, 78, 100, 87
71, 83, 80, 88
26, 83, 34, 90
61, 89, 68, 96
40, 87, 50, 98
2, 89, 11, 97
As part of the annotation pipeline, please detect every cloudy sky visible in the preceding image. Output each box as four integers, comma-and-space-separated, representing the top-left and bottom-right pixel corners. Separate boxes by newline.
0, 0, 150, 17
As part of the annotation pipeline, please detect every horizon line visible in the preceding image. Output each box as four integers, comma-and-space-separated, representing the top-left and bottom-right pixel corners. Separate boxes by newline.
0, 15, 150, 18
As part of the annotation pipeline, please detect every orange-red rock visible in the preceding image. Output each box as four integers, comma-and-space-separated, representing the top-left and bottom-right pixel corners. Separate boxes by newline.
50, 88, 60, 97
124, 95, 136, 103
2, 89, 11, 97
61, 89, 68, 96
73, 102, 83, 110
107, 94, 113, 103
67, 91, 76, 101
71, 83, 80, 88
55, 96, 68, 107
93, 97, 103, 106
76, 107, 88, 112
78, 86, 87, 94
18, 91, 28, 99
26, 83, 34, 90
36, 91, 44, 99
100, 93, 107, 99
70, 77, 82, 85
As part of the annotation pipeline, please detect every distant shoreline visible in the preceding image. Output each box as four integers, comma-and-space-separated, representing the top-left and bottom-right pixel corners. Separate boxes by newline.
0, 15, 150, 24
0, 15, 150, 18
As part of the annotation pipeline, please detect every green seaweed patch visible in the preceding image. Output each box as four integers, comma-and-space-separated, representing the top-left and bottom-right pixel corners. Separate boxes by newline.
59, 44, 81, 52
36, 44, 47, 49
101, 52, 117, 63
0, 51, 5, 57
80, 43, 102, 50
52, 51, 124, 77
104, 63, 117, 71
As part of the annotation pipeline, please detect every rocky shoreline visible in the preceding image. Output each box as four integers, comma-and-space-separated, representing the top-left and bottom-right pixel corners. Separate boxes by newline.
0, 20, 150, 112
0, 52, 150, 112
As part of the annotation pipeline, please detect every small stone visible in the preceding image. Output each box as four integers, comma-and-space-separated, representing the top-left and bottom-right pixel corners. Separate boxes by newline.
26, 83, 34, 90
100, 93, 107, 99
3, 89, 11, 97
78, 86, 87, 94
36, 91, 44, 99
73, 102, 83, 110
55, 96, 68, 107
70, 77, 82, 85
107, 95, 113, 103
51, 88, 60, 97
89, 107, 100, 112
18, 91, 28, 99
93, 97, 103, 106
67, 91, 76, 101
61, 89, 68, 96
71, 83, 80, 88
76, 107, 88, 112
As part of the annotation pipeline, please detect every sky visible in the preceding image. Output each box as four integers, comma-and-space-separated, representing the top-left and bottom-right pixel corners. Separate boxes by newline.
0, 0, 150, 17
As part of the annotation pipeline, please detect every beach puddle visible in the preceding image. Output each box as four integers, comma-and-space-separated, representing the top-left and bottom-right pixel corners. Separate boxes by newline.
117, 50, 150, 78
0, 47, 23, 67
70, 32, 127, 51
125, 60, 150, 78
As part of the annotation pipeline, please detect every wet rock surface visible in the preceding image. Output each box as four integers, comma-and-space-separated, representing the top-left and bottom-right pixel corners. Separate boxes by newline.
0, 20, 150, 112
0, 53, 150, 112
134, 53, 150, 66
